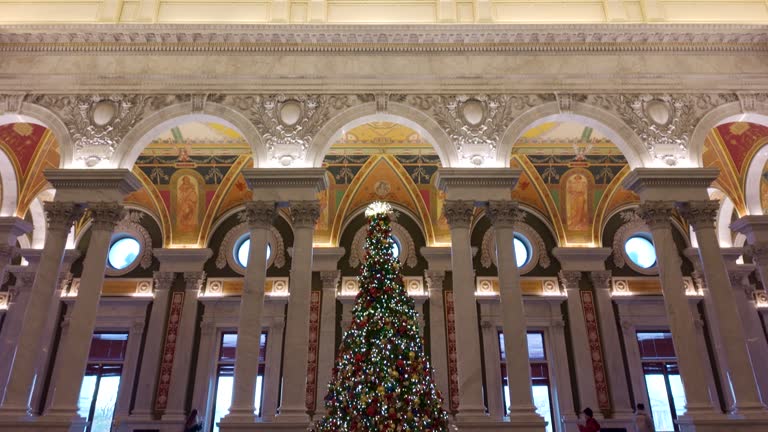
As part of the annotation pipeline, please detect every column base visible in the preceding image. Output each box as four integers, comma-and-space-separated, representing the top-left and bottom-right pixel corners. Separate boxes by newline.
218, 419, 309, 432
0, 414, 86, 432
274, 407, 310, 423
454, 405, 492, 422
455, 418, 547, 431
678, 414, 768, 432
116, 416, 162, 432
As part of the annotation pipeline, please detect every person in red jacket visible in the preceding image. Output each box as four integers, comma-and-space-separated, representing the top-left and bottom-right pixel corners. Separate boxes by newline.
578, 407, 601, 432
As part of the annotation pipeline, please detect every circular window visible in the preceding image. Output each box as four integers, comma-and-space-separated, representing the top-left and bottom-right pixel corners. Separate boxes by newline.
234, 236, 272, 268
624, 235, 657, 269
391, 236, 401, 259
513, 235, 531, 268
108, 237, 141, 270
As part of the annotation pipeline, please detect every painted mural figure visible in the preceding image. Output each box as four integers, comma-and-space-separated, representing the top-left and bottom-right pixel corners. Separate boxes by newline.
566, 173, 589, 231
177, 175, 199, 233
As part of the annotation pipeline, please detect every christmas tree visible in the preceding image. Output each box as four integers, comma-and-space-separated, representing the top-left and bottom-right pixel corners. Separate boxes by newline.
316, 202, 449, 432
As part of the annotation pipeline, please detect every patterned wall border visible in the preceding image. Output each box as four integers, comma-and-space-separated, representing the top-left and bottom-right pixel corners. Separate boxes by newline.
305, 290, 321, 411
444, 291, 459, 413
155, 291, 185, 412
580, 290, 611, 412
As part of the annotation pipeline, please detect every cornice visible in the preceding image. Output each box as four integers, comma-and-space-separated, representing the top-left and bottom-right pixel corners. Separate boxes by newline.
622, 168, 719, 193
44, 168, 141, 196
436, 168, 521, 191
1, 24, 766, 54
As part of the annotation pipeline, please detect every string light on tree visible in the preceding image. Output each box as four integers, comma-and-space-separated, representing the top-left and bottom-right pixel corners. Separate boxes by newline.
315, 201, 449, 432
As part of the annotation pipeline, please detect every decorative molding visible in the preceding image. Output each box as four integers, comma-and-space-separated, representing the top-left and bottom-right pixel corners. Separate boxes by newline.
87, 201, 124, 231
586, 93, 738, 165
441, 200, 475, 228
480, 221, 550, 275
424, 270, 445, 292
754, 290, 768, 309
0, 292, 8, 310
43, 201, 85, 232
319, 270, 340, 290
32, 94, 181, 166
405, 94, 553, 165
580, 290, 611, 411
402, 276, 425, 297
676, 200, 719, 230
242, 200, 277, 229
215, 220, 285, 275
106, 210, 153, 276
338, 276, 360, 298
637, 201, 677, 230
348, 221, 417, 269
2, 25, 767, 54
290, 200, 322, 228
225, 94, 354, 166
305, 290, 321, 411
0, 93, 25, 113
155, 291, 185, 412
444, 290, 459, 414
611, 278, 631, 296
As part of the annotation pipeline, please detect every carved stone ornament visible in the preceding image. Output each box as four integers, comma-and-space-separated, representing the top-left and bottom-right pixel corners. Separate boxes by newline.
485, 200, 525, 228
676, 200, 719, 230
216, 220, 285, 275
611, 209, 657, 276
349, 221, 417, 269
243, 201, 277, 229
589, 271, 612, 291
744, 242, 768, 267
0, 94, 25, 113
226, 94, 354, 166
480, 222, 550, 275
424, 270, 445, 291
406, 94, 553, 165
153, 271, 175, 291
88, 202, 125, 231
183, 271, 206, 292
442, 200, 475, 228
32, 94, 181, 166
43, 201, 85, 232
637, 201, 676, 230
587, 93, 737, 165
290, 200, 322, 228
558, 270, 581, 291
320, 271, 341, 290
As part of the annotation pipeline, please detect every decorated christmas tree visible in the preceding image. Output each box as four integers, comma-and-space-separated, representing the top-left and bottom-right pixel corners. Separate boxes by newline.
316, 202, 449, 432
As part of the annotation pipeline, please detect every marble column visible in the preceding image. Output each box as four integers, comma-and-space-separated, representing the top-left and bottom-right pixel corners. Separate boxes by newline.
314, 270, 340, 419
478, 302, 504, 419
487, 200, 543, 426
731, 216, 768, 291
728, 266, 768, 399
277, 200, 320, 423
678, 200, 768, 415
442, 199, 486, 419
559, 270, 601, 415
0, 201, 83, 417
163, 272, 207, 421
637, 201, 717, 417
115, 319, 147, 420
46, 202, 125, 424
589, 271, 634, 416
425, 270, 449, 405
128, 271, 176, 419
262, 315, 286, 421
0, 270, 36, 392
220, 201, 276, 426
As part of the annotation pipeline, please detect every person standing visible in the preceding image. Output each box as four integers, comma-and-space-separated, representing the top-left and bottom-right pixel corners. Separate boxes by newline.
577, 407, 601, 432
184, 409, 203, 432
634, 403, 655, 432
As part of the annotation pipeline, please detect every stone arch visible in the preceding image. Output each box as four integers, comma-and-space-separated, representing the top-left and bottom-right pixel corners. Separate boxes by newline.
307, 102, 457, 168
690, 100, 768, 169
496, 101, 650, 169
114, 101, 266, 169
0, 102, 71, 168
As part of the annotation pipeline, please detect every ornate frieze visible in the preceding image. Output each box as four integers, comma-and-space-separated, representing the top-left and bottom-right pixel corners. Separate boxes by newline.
676, 200, 719, 230
586, 93, 737, 165
32, 94, 181, 166
2, 25, 767, 54
406, 94, 553, 166
226, 94, 354, 166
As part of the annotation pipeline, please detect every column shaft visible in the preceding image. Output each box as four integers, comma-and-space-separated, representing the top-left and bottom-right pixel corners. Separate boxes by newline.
130, 272, 175, 417
262, 317, 285, 420
638, 201, 716, 416
47, 202, 123, 418
221, 201, 275, 423
0, 202, 83, 415
277, 200, 320, 421
443, 200, 486, 417
729, 269, 768, 400
487, 201, 540, 422
425, 271, 449, 405
479, 303, 504, 419
0, 271, 35, 396
679, 200, 766, 414
314, 272, 339, 419
163, 272, 206, 420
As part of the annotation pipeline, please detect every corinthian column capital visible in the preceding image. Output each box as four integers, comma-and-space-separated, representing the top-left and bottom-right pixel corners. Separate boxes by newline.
558, 270, 581, 291
676, 200, 719, 231
244, 201, 277, 229
486, 200, 523, 229
88, 202, 125, 231
153, 271, 175, 292
183, 271, 206, 292
319, 270, 340, 290
442, 200, 475, 228
44, 201, 85, 232
637, 200, 676, 230
290, 200, 321, 228
745, 242, 768, 267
